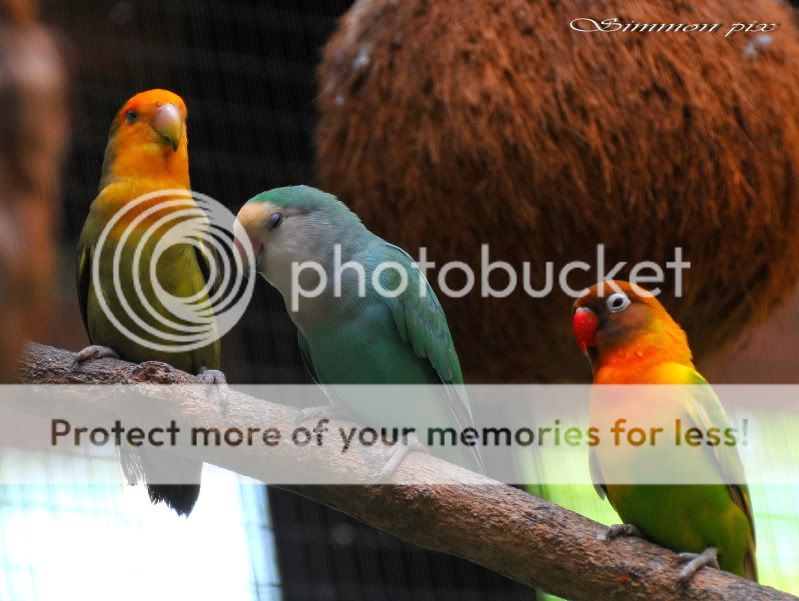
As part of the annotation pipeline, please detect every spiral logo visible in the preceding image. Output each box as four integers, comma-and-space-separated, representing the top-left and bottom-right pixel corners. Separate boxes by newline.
92, 189, 255, 353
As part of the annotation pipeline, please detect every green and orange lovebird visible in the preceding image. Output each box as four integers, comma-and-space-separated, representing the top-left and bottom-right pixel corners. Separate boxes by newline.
572, 280, 756, 582
74, 89, 224, 516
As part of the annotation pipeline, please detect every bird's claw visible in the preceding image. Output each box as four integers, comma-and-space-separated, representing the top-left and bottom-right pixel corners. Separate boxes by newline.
71, 345, 119, 370
376, 432, 428, 483
199, 369, 228, 411
294, 403, 353, 426
598, 523, 643, 542
677, 547, 719, 584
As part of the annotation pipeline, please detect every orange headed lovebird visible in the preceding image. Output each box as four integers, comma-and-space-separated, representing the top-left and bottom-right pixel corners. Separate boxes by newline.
572, 280, 756, 582
74, 89, 224, 516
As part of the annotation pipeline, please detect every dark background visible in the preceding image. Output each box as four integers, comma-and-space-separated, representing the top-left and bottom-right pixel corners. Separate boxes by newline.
38, 1, 531, 599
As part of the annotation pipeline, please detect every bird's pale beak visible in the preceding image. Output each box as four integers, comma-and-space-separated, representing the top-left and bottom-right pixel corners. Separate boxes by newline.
573, 307, 599, 353
151, 103, 182, 151
232, 216, 261, 275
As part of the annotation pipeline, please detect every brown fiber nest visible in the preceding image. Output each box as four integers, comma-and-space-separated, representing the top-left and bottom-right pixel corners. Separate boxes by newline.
316, 0, 799, 382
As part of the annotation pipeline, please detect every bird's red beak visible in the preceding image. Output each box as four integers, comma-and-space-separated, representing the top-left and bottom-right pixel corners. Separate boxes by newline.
573, 307, 599, 353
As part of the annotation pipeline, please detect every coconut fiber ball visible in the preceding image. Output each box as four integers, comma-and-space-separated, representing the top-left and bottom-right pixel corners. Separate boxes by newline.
316, 0, 799, 382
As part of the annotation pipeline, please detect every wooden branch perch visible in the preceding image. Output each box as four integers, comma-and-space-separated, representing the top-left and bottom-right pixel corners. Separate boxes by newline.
11, 342, 795, 601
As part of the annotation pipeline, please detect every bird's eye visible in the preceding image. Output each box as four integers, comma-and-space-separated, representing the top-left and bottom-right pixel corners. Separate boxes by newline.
125, 110, 138, 124
606, 292, 631, 313
268, 213, 283, 230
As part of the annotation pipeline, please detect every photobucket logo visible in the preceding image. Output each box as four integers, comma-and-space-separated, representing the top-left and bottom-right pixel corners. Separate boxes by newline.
288, 244, 690, 310
93, 189, 255, 353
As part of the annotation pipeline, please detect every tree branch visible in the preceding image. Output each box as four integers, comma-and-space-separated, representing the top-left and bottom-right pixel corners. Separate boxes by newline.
12, 342, 795, 601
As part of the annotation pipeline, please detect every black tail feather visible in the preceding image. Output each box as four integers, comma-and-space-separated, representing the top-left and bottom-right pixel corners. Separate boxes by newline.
121, 444, 203, 516
147, 484, 201, 517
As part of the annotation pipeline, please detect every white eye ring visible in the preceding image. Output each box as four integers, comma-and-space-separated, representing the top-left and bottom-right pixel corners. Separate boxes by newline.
606, 292, 631, 313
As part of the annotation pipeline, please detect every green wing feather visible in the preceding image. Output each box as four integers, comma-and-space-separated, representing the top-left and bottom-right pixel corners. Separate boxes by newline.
377, 243, 484, 472
190, 237, 222, 372
378, 243, 463, 384
192, 212, 222, 296
673, 365, 756, 540
665, 363, 754, 524
667, 364, 756, 580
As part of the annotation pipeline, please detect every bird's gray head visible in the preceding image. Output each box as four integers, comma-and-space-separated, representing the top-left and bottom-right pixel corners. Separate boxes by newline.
234, 185, 365, 296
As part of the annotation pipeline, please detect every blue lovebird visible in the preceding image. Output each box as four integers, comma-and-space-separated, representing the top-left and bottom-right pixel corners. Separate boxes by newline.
236, 185, 484, 478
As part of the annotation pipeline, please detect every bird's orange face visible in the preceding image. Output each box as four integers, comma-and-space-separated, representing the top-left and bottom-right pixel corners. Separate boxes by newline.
571, 280, 686, 370
104, 89, 189, 184
114, 89, 186, 150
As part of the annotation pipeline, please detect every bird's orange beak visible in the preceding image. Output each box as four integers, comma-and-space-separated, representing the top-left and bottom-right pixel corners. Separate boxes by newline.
573, 307, 599, 353
151, 103, 182, 151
